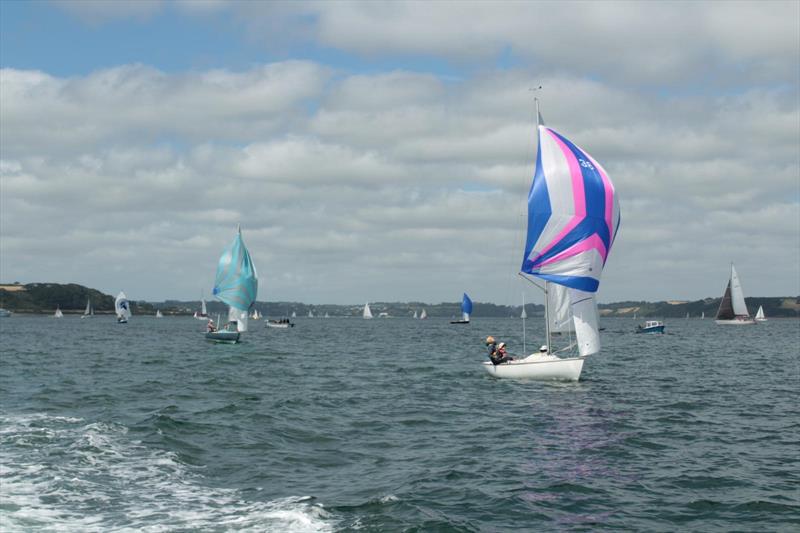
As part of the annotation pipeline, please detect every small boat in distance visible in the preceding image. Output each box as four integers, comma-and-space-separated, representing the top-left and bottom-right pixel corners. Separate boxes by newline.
413, 310, 418, 319
755, 306, 767, 322
81, 299, 93, 319
266, 318, 294, 328
206, 225, 258, 344
291, 311, 297, 318
115, 292, 131, 323
363, 303, 373, 319
636, 320, 665, 334
155, 309, 163, 318
54, 306, 63, 318
420, 309, 427, 319
193, 294, 209, 320
0, 308, 12, 317
715, 263, 756, 325
451, 293, 472, 324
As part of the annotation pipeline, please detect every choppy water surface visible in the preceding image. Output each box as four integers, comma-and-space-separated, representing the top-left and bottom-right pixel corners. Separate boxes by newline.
1, 315, 798, 531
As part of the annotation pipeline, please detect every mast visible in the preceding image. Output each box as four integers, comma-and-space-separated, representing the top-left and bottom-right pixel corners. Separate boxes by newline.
522, 292, 526, 355
534, 96, 552, 354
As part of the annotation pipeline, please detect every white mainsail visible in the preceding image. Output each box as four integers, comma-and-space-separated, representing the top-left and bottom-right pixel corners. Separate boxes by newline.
413, 310, 418, 319
156, 309, 163, 318
420, 309, 427, 319
54, 307, 63, 318
730, 265, 749, 317
81, 298, 93, 318
755, 305, 766, 321
363, 303, 373, 319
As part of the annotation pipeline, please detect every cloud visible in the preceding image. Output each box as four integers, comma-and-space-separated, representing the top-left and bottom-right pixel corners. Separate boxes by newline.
1, 1, 799, 303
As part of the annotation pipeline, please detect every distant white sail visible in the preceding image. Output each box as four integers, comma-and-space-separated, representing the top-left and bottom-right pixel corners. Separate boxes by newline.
156, 309, 163, 318
413, 310, 418, 319
54, 306, 63, 318
291, 311, 297, 318
755, 305, 766, 321
81, 298, 93, 318
363, 303, 373, 319
420, 309, 427, 319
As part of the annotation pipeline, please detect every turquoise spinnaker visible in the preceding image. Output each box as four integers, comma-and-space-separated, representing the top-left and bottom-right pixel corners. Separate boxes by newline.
213, 225, 258, 312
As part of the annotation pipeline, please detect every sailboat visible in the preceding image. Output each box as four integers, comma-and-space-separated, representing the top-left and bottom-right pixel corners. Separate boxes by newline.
250, 308, 262, 320
754, 305, 767, 322
115, 291, 132, 323
81, 298, 94, 319
451, 293, 472, 324
54, 306, 63, 318
156, 309, 163, 318
701, 311, 705, 319
193, 294, 209, 320
206, 225, 258, 343
715, 264, 756, 325
483, 100, 620, 381
420, 308, 427, 320
307, 310, 314, 318
291, 311, 297, 318
363, 302, 373, 319
413, 310, 418, 319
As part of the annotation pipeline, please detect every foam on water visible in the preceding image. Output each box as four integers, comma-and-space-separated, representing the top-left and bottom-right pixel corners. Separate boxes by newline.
0, 413, 335, 532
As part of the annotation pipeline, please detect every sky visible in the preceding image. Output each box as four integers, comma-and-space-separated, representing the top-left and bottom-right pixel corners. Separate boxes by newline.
1, 0, 798, 305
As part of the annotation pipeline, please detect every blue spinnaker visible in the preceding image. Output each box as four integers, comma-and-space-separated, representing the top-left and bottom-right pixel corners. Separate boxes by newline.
213, 226, 258, 312
462, 293, 473, 315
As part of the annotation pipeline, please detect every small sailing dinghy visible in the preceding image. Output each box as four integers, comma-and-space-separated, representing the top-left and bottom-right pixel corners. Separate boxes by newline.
54, 306, 63, 318
81, 298, 94, 319
451, 293, 472, 324
155, 309, 163, 318
115, 292, 132, 323
483, 101, 620, 381
363, 303, 373, 319
206, 225, 258, 343
755, 306, 767, 322
193, 294, 209, 320
420, 309, 427, 319
715, 264, 756, 325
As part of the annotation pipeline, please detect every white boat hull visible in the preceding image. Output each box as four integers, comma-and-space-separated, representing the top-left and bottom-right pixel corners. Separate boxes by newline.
715, 318, 756, 325
481, 355, 585, 381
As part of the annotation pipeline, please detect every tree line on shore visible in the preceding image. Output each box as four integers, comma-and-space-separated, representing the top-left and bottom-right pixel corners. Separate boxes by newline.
1, 283, 798, 318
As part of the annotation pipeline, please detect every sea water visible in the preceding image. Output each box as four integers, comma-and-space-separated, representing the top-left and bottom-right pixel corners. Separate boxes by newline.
1, 315, 798, 531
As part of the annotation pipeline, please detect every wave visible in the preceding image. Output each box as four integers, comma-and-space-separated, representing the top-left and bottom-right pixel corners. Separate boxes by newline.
0, 412, 335, 532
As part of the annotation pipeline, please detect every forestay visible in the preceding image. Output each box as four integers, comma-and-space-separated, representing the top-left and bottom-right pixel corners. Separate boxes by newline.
212, 225, 258, 332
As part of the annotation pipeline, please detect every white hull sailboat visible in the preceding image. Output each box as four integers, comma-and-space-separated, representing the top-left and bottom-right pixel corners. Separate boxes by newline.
363, 302, 373, 319
715, 264, 756, 325
206, 225, 258, 343
155, 309, 163, 318
483, 354, 585, 380
194, 295, 209, 320
755, 305, 767, 322
115, 291, 132, 323
482, 99, 620, 381
420, 309, 427, 320
81, 299, 94, 319
54, 306, 63, 318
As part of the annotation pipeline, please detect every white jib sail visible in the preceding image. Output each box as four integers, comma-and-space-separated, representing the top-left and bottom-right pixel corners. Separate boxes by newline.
730, 265, 750, 317
548, 284, 575, 334
228, 306, 249, 332
569, 288, 600, 357
363, 303, 373, 319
